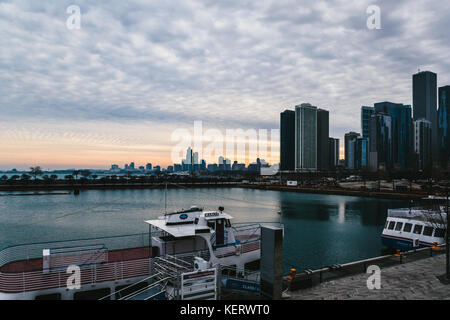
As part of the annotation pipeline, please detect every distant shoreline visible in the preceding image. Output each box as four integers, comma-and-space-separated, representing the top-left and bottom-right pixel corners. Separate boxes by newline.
0, 182, 428, 200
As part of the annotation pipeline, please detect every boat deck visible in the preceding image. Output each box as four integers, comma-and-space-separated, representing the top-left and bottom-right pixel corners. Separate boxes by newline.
0, 246, 152, 273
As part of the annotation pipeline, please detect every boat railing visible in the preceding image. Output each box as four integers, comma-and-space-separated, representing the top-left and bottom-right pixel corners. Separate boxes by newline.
0, 233, 150, 269
0, 256, 152, 294
232, 222, 284, 244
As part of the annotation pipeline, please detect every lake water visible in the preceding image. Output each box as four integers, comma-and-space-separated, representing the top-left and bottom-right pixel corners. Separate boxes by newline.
0, 188, 409, 272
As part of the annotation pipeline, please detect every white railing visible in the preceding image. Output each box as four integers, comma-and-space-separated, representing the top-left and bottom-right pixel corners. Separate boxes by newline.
0, 233, 149, 269
0, 257, 152, 294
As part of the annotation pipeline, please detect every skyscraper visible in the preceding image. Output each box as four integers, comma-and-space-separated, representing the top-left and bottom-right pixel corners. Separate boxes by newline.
413, 71, 437, 163
344, 132, 360, 169
295, 103, 317, 171
317, 109, 329, 171
389, 104, 413, 170
414, 119, 432, 171
373, 113, 393, 171
328, 138, 340, 169
438, 85, 450, 169
361, 106, 375, 138
355, 137, 369, 169
280, 110, 295, 171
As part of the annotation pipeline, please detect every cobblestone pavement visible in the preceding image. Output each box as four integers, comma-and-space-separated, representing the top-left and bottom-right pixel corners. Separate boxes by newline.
288, 254, 450, 300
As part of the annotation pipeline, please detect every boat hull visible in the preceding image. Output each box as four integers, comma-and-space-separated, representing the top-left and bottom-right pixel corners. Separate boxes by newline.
381, 234, 430, 251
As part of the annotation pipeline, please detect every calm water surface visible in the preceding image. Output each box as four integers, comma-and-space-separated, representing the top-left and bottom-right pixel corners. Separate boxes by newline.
0, 188, 408, 272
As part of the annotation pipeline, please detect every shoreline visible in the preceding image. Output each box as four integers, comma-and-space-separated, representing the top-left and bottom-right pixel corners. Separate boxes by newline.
0, 182, 428, 200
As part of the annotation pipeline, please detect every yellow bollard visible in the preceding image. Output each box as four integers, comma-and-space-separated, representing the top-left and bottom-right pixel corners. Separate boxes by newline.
287, 268, 296, 281
432, 242, 441, 250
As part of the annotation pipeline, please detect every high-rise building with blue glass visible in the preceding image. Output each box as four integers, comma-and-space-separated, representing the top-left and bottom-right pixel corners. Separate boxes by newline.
438, 85, 450, 168
413, 71, 437, 164
361, 106, 375, 138
369, 113, 393, 171
414, 119, 432, 171
328, 138, 340, 169
355, 137, 369, 169
344, 132, 360, 169
389, 104, 413, 170
369, 102, 412, 170
295, 103, 317, 171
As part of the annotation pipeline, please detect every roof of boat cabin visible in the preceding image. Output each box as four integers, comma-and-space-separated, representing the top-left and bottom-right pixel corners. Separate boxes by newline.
145, 218, 211, 237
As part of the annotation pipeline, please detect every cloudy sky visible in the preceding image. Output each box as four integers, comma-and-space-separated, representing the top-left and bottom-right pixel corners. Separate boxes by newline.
1, 0, 449, 170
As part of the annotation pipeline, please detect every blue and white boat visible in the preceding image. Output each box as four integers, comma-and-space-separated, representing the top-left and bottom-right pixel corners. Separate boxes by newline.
381, 207, 447, 251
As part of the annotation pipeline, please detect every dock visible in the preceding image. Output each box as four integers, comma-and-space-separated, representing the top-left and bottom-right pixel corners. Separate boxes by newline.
287, 249, 450, 300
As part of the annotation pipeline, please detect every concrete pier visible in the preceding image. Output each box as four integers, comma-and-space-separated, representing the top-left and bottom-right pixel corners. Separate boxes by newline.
288, 254, 450, 300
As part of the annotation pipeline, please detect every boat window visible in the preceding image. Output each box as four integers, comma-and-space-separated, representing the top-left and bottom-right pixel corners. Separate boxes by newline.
413, 225, 423, 234
207, 221, 215, 230
384, 220, 389, 229
388, 221, 395, 230
423, 226, 434, 237
395, 222, 403, 231
225, 219, 231, 228
403, 223, 412, 233
434, 228, 446, 238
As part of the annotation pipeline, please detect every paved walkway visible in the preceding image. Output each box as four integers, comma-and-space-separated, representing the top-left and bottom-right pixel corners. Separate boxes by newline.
288, 254, 450, 300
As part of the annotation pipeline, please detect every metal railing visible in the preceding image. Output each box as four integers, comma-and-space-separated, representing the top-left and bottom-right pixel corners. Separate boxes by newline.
0, 257, 152, 293
0, 233, 149, 269
120, 276, 171, 300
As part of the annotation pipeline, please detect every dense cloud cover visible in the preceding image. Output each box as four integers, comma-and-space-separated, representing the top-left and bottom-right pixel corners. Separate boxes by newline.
0, 0, 449, 168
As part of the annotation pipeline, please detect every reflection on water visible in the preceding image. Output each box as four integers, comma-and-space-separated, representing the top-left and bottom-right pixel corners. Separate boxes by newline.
0, 188, 408, 272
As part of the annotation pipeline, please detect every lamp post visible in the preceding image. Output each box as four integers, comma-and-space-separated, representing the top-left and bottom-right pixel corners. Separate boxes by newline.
446, 182, 449, 280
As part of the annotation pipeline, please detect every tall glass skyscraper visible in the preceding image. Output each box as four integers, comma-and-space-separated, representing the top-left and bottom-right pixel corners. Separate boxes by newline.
280, 110, 295, 171
438, 86, 450, 168
328, 138, 340, 169
361, 106, 375, 138
369, 102, 412, 171
413, 71, 437, 163
355, 137, 369, 169
344, 131, 360, 169
389, 104, 413, 170
317, 109, 329, 171
414, 119, 432, 171
295, 103, 317, 171
374, 113, 393, 171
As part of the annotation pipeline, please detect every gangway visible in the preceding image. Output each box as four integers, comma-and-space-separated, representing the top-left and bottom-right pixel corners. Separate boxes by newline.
98, 273, 166, 300
221, 266, 261, 293
120, 276, 170, 300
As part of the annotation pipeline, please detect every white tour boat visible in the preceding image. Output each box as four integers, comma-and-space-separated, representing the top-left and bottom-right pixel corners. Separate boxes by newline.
0, 206, 278, 300
381, 207, 447, 250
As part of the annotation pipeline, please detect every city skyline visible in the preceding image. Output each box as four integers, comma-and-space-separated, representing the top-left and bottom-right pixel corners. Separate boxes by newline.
1, 1, 450, 170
